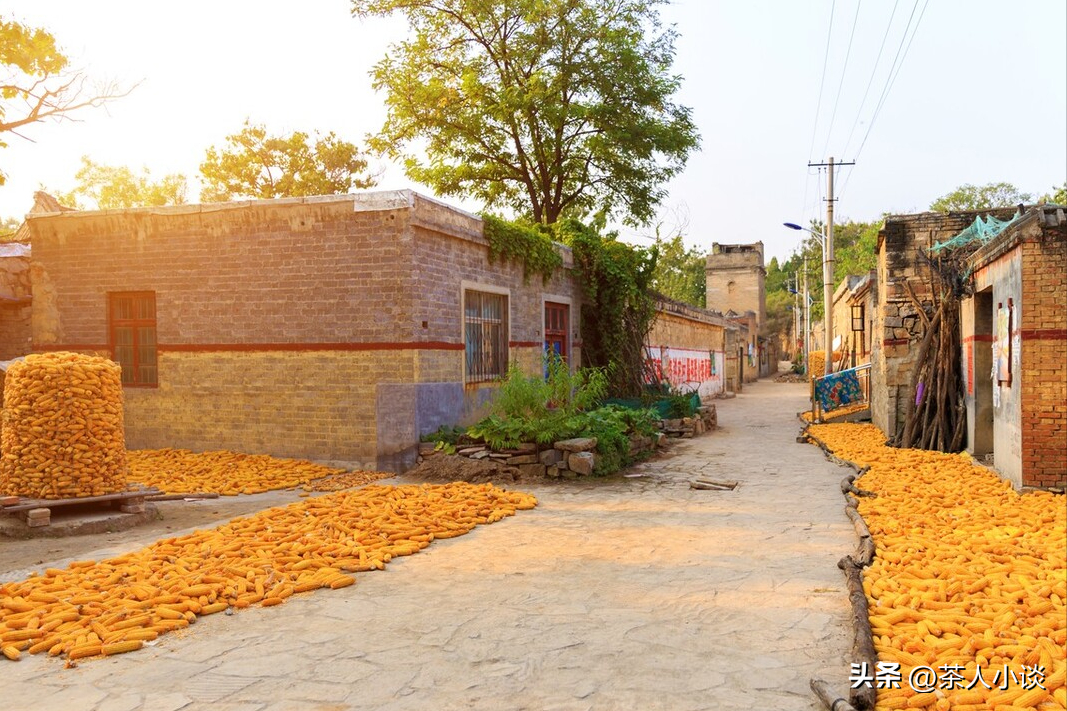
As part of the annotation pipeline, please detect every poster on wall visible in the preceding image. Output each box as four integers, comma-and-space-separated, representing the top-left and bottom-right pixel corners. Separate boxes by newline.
994, 300, 1012, 384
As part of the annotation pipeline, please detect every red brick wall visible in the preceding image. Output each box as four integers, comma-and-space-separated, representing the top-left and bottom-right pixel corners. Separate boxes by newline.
1020, 236, 1067, 488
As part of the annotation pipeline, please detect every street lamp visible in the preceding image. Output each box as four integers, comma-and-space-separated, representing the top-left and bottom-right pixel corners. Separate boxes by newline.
784, 222, 834, 376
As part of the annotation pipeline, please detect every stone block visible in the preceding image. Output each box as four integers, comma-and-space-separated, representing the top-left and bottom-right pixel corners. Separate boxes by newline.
554, 437, 597, 452
653, 432, 666, 447
884, 316, 903, 328
502, 443, 537, 454
568, 452, 595, 475
457, 446, 486, 456
120, 500, 146, 514
507, 454, 539, 465
518, 463, 546, 477
693, 418, 705, 435
25, 507, 50, 527
546, 466, 560, 478
470, 450, 490, 460
538, 449, 563, 466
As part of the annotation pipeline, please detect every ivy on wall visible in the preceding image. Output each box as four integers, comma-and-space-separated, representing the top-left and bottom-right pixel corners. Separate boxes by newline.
555, 218, 659, 398
481, 213, 563, 283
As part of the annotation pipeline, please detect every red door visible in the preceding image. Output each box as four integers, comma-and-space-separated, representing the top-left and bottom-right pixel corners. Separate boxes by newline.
544, 302, 569, 361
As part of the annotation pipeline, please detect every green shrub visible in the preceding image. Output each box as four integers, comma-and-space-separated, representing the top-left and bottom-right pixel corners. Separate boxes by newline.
420, 425, 466, 444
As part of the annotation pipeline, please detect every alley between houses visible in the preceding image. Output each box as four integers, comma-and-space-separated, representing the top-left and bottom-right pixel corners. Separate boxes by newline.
0, 380, 856, 711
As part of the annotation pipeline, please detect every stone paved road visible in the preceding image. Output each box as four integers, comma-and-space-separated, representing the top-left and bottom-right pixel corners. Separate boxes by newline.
1, 380, 856, 711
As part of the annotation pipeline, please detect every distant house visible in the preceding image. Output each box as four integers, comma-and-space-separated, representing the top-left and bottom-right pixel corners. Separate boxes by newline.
18, 190, 584, 471
7, 189, 743, 472
870, 205, 1065, 491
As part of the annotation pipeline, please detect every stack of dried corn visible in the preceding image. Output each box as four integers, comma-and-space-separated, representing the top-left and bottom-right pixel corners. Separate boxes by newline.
808, 351, 826, 381
127, 448, 348, 495
808, 423, 1067, 710
0, 352, 127, 500
0, 481, 537, 662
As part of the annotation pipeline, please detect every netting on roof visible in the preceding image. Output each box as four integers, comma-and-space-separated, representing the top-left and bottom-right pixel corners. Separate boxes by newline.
929, 210, 1020, 254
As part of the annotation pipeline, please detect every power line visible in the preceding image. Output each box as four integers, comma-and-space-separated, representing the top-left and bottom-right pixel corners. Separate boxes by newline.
807, 0, 837, 162
821, 0, 863, 158
839, 0, 929, 197
841, 0, 901, 159
852, 0, 927, 163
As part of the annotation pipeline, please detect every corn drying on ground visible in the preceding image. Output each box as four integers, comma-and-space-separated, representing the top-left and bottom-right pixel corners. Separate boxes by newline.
0, 481, 536, 663
301, 470, 392, 492
807, 423, 1067, 711
127, 448, 362, 495
801, 402, 870, 423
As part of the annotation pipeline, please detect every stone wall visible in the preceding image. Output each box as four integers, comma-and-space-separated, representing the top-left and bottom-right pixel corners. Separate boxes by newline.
872, 208, 1017, 439
26, 191, 585, 472
0, 251, 31, 360
419, 405, 717, 477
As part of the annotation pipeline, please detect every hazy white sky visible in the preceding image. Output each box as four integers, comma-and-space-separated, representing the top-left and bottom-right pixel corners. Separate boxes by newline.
2, 0, 1065, 263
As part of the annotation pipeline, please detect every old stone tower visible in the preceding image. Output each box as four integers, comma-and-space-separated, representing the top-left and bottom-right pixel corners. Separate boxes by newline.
705, 242, 766, 332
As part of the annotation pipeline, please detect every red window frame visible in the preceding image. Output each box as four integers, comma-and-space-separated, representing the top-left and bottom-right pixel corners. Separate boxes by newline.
108, 291, 158, 387
544, 302, 569, 361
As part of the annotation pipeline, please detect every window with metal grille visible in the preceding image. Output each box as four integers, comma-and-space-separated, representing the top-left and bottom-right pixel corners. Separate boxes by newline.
464, 290, 508, 382
108, 292, 157, 387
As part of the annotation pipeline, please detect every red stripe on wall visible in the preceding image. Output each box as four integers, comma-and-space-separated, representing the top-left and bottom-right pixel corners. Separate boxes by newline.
1020, 329, 1067, 341
509, 341, 542, 348
883, 338, 910, 346
962, 334, 995, 344
36, 342, 466, 353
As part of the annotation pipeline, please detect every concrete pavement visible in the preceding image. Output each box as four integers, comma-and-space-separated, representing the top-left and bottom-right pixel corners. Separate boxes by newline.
1, 380, 856, 711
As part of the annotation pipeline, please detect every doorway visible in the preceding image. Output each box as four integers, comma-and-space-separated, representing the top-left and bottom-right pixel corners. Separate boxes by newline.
972, 289, 994, 457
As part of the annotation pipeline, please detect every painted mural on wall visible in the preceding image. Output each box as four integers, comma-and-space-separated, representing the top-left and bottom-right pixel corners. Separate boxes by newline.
645, 346, 724, 398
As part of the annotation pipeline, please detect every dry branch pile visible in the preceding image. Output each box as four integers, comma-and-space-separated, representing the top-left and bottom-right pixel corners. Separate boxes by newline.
0, 353, 127, 499
809, 423, 1066, 711
0, 482, 537, 662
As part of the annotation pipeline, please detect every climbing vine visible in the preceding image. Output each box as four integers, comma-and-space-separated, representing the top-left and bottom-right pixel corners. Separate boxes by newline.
555, 219, 659, 398
481, 213, 563, 283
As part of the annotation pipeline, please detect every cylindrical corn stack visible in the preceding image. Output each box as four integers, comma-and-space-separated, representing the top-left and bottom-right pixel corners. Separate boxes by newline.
807, 350, 826, 380
0, 352, 127, 499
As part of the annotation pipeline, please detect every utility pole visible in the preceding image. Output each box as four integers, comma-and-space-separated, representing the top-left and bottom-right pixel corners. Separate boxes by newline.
793, 273, 800, 361
803, 258, 810, 376
808, 156, 855, 375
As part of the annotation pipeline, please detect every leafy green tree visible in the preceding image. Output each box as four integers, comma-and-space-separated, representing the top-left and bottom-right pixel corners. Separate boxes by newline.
0, 17, 129, 185
199, 121, 377, 202
352, 0, 699, 226
1042, 181, 1066, 206
930, 182, 1032, 212
650, 231, 705, 307
771, 220, 879, 324
56, 156, 187, 209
